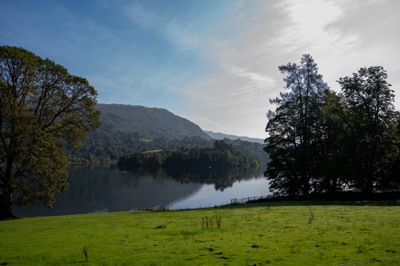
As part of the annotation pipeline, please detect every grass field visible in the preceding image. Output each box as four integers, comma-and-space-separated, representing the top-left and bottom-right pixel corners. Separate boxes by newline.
1, 201, 400, 265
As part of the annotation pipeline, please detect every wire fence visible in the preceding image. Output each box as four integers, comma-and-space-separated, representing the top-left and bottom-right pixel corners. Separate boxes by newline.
230, 195, 273, 204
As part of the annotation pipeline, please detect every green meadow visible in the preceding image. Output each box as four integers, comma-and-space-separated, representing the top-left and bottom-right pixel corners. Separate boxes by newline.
1, 201, 400, 265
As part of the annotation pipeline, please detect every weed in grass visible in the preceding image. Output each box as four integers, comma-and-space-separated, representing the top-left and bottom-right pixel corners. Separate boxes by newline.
82, 246, 88, 262
215, 214, 222, 228
202, 216, 213, 229
181, 230, 191, 239
308, 211, 315, 224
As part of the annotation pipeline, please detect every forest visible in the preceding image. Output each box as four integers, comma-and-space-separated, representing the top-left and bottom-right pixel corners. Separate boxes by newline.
265, 54, 400, 196
68, 125, 268, 166
117, 140, 261, 170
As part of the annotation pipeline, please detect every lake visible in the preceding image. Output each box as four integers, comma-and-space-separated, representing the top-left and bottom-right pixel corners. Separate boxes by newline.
13, 165, 270, 217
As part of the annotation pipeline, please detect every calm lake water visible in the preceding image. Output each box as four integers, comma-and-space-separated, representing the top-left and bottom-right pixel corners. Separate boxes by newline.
14, 165, 270, 217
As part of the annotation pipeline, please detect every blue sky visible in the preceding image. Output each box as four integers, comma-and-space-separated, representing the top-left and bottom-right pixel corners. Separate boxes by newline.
1, 0, 399, 139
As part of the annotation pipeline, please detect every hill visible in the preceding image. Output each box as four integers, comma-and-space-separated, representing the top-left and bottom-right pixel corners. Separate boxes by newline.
96, 104, 210, 139
204, 130, 264, 144
68, 104, 268, 166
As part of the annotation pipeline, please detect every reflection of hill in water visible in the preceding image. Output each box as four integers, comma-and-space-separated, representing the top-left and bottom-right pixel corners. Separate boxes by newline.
124, 166, 264, 192
14, 166, 203, 217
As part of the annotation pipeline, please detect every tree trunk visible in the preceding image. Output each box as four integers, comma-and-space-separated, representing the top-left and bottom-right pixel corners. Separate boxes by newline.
0, 190, 16, 220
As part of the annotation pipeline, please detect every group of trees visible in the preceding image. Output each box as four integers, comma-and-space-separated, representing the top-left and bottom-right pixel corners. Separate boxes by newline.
118, 140, 261, 170
265, 54, 400, 196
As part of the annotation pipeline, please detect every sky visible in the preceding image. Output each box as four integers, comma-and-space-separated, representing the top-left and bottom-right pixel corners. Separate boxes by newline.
1, 0, 399, 139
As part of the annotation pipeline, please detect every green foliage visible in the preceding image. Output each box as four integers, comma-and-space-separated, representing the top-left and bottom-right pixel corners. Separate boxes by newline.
337, 66, 400, 192
0, 46, 100, 219
118, 140, 261, 170
265, 55, 400, 196
265, 54, 330, 195
69, 122, 268, 166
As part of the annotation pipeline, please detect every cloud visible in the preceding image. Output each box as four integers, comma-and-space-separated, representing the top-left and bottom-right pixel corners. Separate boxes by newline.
230, 67, 276, 88
125, 3, 200, 52
271, 0, 360, 57
125, 4, 161, 30
177, 0, 369, 138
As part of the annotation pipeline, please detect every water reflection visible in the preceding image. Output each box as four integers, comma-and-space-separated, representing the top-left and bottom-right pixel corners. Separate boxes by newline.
14, 165, 268, 217
125, 166, 264, 192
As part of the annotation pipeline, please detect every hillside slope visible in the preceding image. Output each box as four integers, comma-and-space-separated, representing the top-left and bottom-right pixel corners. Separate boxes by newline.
204, 130, 264, 144
95, 104, 210, 139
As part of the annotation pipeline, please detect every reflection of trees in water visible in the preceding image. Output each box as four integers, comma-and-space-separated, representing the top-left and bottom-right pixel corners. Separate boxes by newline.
14, 165, 203, 217
122, 166, 263, 191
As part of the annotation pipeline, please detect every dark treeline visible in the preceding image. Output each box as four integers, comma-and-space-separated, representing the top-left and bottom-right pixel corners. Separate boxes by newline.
68, 123, 268, 166
118, 140, 262, 170
265, 54, 400, 196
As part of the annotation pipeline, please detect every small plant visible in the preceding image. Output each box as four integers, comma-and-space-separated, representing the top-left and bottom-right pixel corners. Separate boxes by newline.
308, 211, 315, 224
215, 214, 222, 228
82, 246, 88, 262
181, 230, 191, 239
202, 216, 210, 229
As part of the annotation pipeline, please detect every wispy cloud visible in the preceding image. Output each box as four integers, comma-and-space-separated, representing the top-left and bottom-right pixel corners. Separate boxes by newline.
179, 0, 372, 137
125, 3, 200, 51
2, 0, 398, 138
125, 4, 161, 30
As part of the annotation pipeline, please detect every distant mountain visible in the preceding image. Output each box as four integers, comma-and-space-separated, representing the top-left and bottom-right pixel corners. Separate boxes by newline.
95, 104, 210, 139
204, 131, 265, 144
69, 104, 268, 166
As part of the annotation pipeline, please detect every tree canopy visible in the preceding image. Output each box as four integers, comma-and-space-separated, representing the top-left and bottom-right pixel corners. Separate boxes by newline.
117, 140, 261, 171
0, 46, 100, 219
264, 55, 400, 196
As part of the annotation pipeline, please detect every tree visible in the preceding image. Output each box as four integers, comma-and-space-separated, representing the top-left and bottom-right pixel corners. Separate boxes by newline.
337, 66, 400, 192
0, 46, 101, 219
264, 54, 330, 196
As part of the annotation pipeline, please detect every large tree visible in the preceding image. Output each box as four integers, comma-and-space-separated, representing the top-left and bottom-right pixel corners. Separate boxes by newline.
338, 66, 400, 192
264, 54, 331, 196
0, 46, 101, 219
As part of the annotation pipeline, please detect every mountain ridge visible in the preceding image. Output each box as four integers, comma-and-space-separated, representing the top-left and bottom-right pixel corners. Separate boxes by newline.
204, 131, 265, 144
95, 103, 210, 139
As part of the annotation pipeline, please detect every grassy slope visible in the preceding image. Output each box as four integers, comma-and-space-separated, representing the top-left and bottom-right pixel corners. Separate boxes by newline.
1, 201, 400, 265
